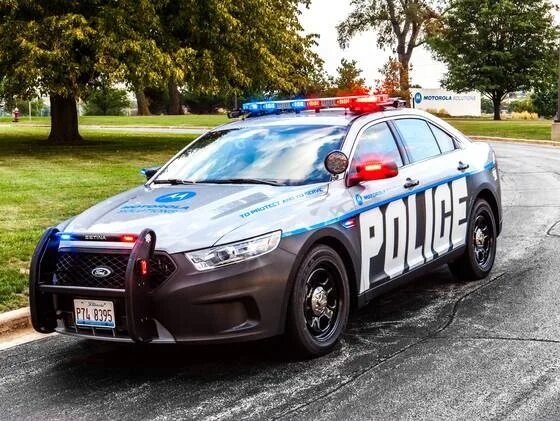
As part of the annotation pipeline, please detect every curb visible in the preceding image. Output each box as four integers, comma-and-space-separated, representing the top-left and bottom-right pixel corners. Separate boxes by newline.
470, 136, 560, 147
0, 307, 31, 336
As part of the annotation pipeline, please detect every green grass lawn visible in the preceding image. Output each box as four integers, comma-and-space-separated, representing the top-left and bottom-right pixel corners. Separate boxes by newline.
0, 126, 197, 312
0, 114, 229, 127
445, 118, 553, 141
1, 114, 554, 140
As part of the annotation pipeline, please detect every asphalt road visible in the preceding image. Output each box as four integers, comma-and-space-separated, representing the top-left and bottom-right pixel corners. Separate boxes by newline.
2, 141, 560, 420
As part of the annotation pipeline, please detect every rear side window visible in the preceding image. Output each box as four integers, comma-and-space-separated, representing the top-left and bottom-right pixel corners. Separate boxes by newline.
351, 122, 403, 168
393, 119, 441, 163
430, 123, 456, 153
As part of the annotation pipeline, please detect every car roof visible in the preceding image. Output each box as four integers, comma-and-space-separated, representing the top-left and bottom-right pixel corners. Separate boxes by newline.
214, 108, 437, 131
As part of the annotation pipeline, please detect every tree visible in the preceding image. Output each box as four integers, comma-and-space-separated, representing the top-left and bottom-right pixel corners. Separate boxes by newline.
531, 48, 559, 118
152, 1, 321, 110
0, 0, 174, 142
428, 0, 558, 120
84, 87, 131, 116
376, 57, 411, 97
338, 0, 443, 102
334, 59, 369, 95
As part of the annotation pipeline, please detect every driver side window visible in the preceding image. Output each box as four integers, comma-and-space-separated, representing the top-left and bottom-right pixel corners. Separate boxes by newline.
350, 122, 404, 178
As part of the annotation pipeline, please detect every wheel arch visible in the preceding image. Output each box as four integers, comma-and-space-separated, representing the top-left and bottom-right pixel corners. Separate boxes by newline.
279, 227, 361, 332
313, 235, 359, 310
474, 188, 501, 235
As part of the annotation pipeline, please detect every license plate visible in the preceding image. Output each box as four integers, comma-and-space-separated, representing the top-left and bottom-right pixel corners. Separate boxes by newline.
73, 299, 115, 329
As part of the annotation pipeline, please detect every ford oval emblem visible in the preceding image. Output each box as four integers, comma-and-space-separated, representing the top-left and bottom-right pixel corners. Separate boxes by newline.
91, 267, 112, 278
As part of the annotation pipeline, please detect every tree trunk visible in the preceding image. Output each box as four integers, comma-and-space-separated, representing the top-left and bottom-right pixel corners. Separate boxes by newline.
136, 90, 151, 116
397, 50, 411, 105
167, 78, 184, 115
492, 95, 502, 121
48, 94, 82, 143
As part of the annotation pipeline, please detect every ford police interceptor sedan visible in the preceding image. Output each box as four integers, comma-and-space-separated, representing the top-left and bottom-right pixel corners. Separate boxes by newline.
29, 95, 501, 357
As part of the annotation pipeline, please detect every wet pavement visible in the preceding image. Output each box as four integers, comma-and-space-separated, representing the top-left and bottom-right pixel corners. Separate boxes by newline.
1, 142, 560, 420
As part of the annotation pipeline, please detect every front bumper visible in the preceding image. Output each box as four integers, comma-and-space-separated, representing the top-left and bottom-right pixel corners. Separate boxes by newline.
30, 228, 297, 344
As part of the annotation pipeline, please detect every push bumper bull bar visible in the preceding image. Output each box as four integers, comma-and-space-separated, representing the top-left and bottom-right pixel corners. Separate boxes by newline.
29, 227, 160, 343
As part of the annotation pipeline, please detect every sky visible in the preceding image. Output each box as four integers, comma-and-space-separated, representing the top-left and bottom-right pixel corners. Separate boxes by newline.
299, 0, 560, 89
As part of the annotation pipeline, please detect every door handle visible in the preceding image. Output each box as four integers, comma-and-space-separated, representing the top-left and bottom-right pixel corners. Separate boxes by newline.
458, 161, 470, 171
404, 178, 420, 189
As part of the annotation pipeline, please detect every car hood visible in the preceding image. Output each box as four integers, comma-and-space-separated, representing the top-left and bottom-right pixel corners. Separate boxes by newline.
63, 183, 329, 253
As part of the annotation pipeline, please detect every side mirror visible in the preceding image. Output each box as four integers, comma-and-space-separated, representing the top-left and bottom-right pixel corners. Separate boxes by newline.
140, 166, 161, 180
324, 151, 349, 175
347, 160, 399, 187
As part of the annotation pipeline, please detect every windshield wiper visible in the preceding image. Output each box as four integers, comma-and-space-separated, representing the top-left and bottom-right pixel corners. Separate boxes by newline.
152, 179, 196, 185
198, 178, 285, 186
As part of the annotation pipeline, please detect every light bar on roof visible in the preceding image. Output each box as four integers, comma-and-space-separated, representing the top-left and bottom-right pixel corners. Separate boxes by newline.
240, 94, 396, 115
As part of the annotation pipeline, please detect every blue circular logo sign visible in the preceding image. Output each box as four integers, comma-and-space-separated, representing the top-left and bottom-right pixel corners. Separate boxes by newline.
155, 191, 197, 203
414, 92, 423, 104
355, 194, 364, 206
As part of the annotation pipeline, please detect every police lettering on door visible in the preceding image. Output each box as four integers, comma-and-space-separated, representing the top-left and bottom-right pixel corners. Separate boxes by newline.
359, 178, 468, 292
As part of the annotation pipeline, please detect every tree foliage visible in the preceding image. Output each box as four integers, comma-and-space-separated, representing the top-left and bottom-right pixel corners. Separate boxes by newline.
84, 87, 131, 116
338, 0, 443, 100
333, 59, 369, 95
0, 0, 174, 141
0, 0, 320, 140
530, 48, 559, 118
427, 0, 558, 120
507, 98, 536, 114
376, 57, 411, 98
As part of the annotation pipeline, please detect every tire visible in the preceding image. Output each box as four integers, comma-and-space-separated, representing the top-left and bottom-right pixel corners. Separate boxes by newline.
286, 244, 350, 358
449, 199, 497, 281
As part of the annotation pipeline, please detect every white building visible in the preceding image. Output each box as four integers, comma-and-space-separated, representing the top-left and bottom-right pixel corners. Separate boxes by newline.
411, 89, 481, 117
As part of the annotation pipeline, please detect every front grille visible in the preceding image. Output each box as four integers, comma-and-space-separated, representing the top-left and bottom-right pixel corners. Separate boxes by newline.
54, 251, 176, 289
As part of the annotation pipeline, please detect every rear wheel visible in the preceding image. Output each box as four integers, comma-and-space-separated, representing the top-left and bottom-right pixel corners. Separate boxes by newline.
449, 199, 497, 281
286, 245, 350, 358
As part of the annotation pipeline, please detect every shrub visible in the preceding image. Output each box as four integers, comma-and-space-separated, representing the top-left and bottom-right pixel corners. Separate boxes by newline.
508, 98, 536, 114
510, 111, 539, 120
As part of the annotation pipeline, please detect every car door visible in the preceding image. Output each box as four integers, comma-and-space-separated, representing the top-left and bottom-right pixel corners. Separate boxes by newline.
346, 120, 421, 293
349, 117, 472, 295
391, 117, 471, 268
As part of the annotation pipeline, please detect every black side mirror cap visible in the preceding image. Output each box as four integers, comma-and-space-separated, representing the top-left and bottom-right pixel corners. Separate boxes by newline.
140, 166, 161, 180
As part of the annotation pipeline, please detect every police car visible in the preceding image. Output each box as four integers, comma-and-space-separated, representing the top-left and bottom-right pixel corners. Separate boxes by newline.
29, 94, 501, 357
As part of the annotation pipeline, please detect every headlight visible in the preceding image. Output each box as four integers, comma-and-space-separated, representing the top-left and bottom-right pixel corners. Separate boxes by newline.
185, 231, 281, 271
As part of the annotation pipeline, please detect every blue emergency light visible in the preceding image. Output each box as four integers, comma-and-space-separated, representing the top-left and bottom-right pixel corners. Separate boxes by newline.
239, 94, 399, 117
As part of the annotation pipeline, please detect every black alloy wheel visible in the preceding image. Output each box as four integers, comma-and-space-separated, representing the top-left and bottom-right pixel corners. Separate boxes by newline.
287, 244, 350, 357
449, 199, 497, 281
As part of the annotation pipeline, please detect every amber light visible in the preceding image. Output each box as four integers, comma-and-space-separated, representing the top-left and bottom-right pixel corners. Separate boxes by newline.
121, 235, 136, 243
335, 98, 352, 106
307, 99, 321, 109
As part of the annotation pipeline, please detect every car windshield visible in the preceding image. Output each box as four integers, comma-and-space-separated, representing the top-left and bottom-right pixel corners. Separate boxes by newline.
154, 124, 348, 186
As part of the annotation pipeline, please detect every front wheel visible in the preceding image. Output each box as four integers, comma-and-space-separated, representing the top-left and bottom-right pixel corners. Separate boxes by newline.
286, 245, 350, 358
449, 199, 497, 281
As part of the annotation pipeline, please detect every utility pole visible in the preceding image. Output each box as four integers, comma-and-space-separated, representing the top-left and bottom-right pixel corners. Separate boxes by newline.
552, 45, 560, 140
556, 45, 560, 122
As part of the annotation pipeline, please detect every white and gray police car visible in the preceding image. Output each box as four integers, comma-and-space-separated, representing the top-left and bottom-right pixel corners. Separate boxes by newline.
30, 94, 501, 357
